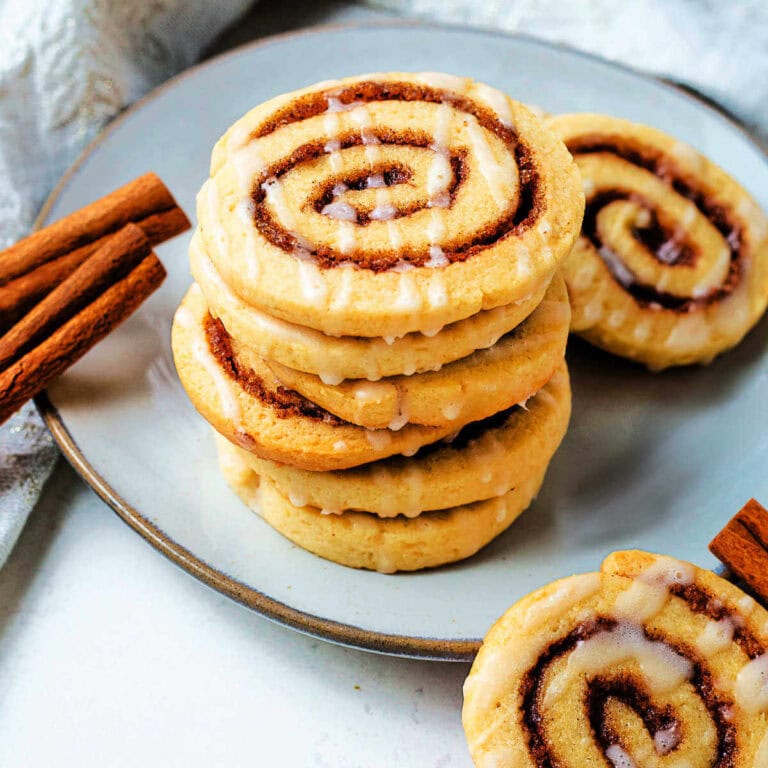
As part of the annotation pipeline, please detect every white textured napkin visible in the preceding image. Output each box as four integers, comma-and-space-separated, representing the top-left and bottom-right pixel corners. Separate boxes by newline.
369, 0, 768, 142
0, 0, 253, 566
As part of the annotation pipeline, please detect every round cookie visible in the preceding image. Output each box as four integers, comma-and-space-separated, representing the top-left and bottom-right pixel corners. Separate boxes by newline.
231, 361, 570, 516
262, 274, 570, 429
217, 434, 548, 573
463, 549, 768, 768
172, 284, 462, 471
547, 113, 768, 369
199, 71, 584, 337
191, 230, 549, 382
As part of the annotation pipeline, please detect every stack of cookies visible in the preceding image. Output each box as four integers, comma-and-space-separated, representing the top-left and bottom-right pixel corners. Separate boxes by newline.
172, 72, 584, 572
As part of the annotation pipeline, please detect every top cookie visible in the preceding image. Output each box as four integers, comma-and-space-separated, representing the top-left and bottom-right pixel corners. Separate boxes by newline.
198, 71, 584, 337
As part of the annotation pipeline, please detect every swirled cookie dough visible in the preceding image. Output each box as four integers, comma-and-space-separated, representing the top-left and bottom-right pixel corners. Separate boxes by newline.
463, 549, 768, 768
172, 284, 458, 471
191, 230, 550, 382
217, 434, 549, 573
262, 274, 570, 428
547, 113, 768, 369
228, 362, 570, 517
199, 72, 584, 337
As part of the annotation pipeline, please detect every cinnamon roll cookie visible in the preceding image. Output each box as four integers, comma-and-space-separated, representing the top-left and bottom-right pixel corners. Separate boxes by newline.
226, 362, 570, 519
217, 437, 549, 574
199, 71, 583, 339
172, 284, 453, 471
463, 550, 768, 767
548, 114, 768, 369
191, 230, 549, 383
261, 275, 570, 429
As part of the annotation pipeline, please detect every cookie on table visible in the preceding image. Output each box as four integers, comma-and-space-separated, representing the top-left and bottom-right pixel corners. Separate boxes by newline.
198, 71, 584, 338
217, 434, 549, 574
228, 361, 570, 518
191, 230, 549, 383
547, 113, 768, 369
172, 284, 459, 471
463, 549, 768, 767
260, 274, 570, 429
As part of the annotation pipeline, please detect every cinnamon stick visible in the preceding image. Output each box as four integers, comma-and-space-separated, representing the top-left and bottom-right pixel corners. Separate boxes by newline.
0, 230, 166, 425
710, 499, 768, 603
0, 224, 151, 371
0, 173, 189, 331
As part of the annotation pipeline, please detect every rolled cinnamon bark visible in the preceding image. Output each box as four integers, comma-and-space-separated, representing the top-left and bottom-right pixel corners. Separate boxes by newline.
0, 224, 152, 371
0, 227, 166, 425
0, 173, 188, 331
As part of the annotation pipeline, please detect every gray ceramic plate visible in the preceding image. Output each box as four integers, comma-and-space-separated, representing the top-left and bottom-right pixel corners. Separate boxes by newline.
39, 22, 768, 661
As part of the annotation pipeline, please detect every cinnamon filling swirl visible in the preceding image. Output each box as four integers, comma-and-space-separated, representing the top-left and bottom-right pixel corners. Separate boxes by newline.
204, 314, 345, 426
204, 312, 535, 446
521, 619, 736, 768
244, 82, 542, 271
518, 581, 765, 768
570, 137, 743, 312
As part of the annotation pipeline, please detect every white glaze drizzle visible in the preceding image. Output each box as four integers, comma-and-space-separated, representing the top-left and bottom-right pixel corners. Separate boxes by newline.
318, 369, 344, 386
441, 401, 462, 421
176, 304, 242, 426
425, 247, 449, 268
296, 260, 328, 304
394, 273, 422, 311
466, 115, 507, 209
599, 245, 635, 287
369, 202, 398, 221
653, 723, 681, 755
420, 323, 443, 338
323, 110, 344, 172
696, 616, 742, 656
321, 200, 357, 222
387, 401, 409, 432
337, 221, 356, 254
543, 622, 693, 709
428, 101, 454, 209
606, 745, 637, 768
426, 275, 448, 308
325, 95, 364, 113
735, 654, 768, 713
473, 82, 514, 128
516, 242, 533, 280
261, 176, 297, 231
231, 140, 266, 191
330, 265, 355, 311
365, 429, 393, 450
366, 173, 385, 188
613, 556, 695, 622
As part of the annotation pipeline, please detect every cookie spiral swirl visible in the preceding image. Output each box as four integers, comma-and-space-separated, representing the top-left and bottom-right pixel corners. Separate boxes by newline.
547, 114, 768, 369
198, 72, 583, 337
463, 550, 768, 768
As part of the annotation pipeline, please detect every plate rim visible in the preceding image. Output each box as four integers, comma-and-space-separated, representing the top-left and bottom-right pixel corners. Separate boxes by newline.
34, 18, 768, 662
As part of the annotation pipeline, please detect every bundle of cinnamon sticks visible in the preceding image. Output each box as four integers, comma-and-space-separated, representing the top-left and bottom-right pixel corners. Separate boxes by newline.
0, 173, 190, 425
